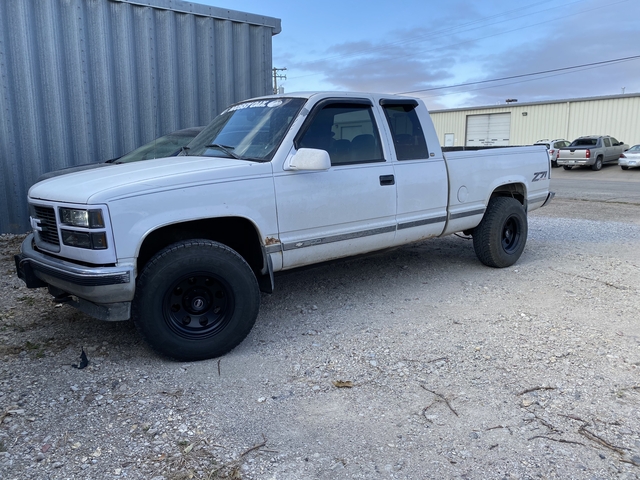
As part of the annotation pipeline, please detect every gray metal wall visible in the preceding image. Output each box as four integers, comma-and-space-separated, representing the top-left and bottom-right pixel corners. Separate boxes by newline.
0, 0, 281, 233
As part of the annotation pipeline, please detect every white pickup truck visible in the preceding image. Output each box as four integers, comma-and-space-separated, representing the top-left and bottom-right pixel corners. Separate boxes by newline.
15, 92, 553, 360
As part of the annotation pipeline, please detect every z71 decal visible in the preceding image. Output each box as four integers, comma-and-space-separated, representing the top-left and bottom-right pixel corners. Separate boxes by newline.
532, 171, 548, 182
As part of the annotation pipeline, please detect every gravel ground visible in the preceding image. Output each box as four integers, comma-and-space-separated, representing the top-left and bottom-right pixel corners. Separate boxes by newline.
1, 197, 640, 479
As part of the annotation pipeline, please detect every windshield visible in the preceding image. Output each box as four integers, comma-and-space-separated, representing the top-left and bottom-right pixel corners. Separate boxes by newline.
117, 130, 202, 163
629, 145, 640, 152
186, 98, 306, 161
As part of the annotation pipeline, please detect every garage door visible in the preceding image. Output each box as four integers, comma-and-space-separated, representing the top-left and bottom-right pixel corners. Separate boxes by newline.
465, 113, 511, 146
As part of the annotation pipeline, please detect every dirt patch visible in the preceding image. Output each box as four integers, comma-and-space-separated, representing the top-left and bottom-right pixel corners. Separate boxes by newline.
1, 200, 640, 479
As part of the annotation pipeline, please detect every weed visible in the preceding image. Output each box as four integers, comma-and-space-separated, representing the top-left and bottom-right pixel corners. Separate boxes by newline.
17, 296, 35, 306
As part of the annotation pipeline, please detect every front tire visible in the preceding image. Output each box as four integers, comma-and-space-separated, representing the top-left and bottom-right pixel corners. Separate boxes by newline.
132, 240, 260, 361
473, 197, 528, 268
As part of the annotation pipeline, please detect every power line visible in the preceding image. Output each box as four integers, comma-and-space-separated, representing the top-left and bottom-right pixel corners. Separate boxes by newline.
417, 61, 634, 100
397, 55, 640, 95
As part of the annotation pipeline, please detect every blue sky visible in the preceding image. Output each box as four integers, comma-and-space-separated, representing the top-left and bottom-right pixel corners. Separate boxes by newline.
198, 0, 640, 110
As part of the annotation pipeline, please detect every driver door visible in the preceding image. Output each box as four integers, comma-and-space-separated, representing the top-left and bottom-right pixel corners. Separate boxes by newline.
273, 99, 397, 269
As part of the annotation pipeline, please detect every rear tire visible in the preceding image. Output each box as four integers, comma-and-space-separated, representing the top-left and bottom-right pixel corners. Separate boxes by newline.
591, 156, 603, 171
563, 165, 572, 170
621, 165, 629, 170
473, 197, 528, 268
132, 240, 260, 361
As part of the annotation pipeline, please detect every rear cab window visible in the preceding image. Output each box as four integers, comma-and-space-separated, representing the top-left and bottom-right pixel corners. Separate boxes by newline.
380, 99, 429, 160
571, 138, 598, 147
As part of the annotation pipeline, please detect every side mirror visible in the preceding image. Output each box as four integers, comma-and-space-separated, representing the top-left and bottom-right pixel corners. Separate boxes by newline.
285, 148, 331, 171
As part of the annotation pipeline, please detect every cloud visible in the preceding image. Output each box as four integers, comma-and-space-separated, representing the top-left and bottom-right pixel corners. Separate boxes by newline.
275, 0, 640, 109
451, 9, 640, 107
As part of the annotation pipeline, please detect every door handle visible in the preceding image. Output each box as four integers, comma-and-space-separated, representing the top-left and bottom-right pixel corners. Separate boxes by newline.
379, 174, 395, 186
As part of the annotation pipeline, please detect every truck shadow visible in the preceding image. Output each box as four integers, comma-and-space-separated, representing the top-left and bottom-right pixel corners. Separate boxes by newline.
252, 235, 492, 344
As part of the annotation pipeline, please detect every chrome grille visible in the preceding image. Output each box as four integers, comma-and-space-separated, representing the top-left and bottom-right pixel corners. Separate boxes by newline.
32, 205, 60, 246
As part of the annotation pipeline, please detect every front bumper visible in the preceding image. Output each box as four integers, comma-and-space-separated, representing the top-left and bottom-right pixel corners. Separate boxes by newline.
15, 234, 135, 320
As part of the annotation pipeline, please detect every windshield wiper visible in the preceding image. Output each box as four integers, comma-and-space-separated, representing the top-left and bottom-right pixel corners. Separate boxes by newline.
179, 146, 190, 156
205, 143, 241, 159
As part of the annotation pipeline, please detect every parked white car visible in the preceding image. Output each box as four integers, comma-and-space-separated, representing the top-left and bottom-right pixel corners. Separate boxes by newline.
534, 139, 570, 168
619, 144, 640, 169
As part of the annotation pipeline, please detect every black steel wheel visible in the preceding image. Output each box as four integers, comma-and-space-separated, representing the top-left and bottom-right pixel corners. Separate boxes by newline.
163, 273, 233, 340
472, 197, 528, 268
132, 240, 260, 361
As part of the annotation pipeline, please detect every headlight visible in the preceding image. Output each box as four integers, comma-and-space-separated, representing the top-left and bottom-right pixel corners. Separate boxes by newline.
61, 230, 108, 250
59, 208, 105, 228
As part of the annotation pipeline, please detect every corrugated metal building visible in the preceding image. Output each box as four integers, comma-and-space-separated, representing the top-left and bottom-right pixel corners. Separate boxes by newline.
430, 93, 640, 149
0, 0, 280, 234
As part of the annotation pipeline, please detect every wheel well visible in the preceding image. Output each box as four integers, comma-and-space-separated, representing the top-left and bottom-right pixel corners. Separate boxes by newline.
137, 217, 264, 276
489, 183, 526, 207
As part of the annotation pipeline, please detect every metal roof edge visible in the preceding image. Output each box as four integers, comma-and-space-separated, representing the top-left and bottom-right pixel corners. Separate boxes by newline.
107, 0, 282, 34
429, 92, 640, 113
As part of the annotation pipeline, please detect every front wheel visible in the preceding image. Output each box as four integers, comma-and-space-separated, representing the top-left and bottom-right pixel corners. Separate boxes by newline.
132, 240, 260, 361
473, 197, 528, 268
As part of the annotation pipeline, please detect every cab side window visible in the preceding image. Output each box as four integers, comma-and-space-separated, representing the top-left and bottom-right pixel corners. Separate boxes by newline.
381, 103, 429, 160
603, 137, 611, 147
297, 102, 384, 166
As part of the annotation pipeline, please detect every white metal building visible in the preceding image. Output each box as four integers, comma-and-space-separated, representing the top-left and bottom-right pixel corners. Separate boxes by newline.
429, 93, 640, 148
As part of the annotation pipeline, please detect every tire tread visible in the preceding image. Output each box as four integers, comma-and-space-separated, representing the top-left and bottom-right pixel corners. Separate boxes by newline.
472, 197, 527, 268
132, 239, 260, 361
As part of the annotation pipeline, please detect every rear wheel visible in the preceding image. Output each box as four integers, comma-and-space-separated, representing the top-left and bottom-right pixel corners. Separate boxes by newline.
132, 240, 260, 361
473, 197, 528, 268
591, 156, 603, 171
621, 165, 629, 170
563, 165, 572, 170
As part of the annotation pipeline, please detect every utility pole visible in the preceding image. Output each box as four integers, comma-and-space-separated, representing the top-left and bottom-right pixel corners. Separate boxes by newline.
272, 67, 287, 94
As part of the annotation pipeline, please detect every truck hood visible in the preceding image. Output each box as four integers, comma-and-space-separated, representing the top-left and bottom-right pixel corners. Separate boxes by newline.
28, 156, 273, 205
